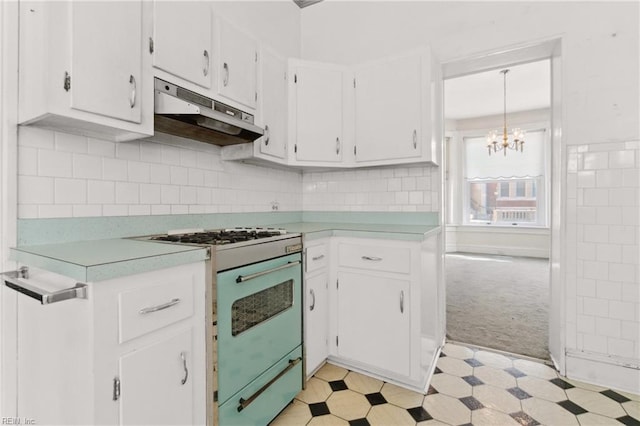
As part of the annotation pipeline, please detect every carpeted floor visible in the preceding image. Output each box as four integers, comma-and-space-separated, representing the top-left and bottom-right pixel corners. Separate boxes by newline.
445, 252, 550, 360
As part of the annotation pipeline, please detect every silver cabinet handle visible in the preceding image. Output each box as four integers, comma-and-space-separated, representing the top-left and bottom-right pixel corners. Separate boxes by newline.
312, 254, 325, 261
138, 298, 181, 315
203, 50, 210, 77
129, 75, 136, 108
180, 352, 189, 385
3, 267, 87, 305
400, 290, 404, 313
264, 124, 270, 146
362, 256, 382, 262
413, 129, 418, 149
223, 62, 229, 86
309, 289, 316, 311
236, 260, 300, 283
238, 357, 302, 412
336, 137, 340, 155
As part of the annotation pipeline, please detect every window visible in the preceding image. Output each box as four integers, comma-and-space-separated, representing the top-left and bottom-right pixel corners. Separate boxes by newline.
463, 129, 547, 226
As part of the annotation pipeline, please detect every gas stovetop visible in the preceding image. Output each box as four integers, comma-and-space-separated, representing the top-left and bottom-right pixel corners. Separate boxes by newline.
149, 227, 288, 245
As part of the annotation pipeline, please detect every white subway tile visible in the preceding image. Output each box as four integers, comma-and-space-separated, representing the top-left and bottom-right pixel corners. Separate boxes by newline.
609, 225, 637, 245
180, 187, 197, 204
180, 149, 198, 168
577, 171, 596, 188
161, 145, 182, 165
596, 280, 622, 301
395, 191, 409, 204
622, 245, 639, 264
151, 204, 171, 215
609, 150, 635, 168
609, 263, 636, 283
625, 140, 640, 149
88, 138, 115, 157
18, 126, 54, 149
38, 204, 73, 218
621, 207, 639, 226
596, 206, 622, 225
576, 207, 596, 224
197, 188, 212, 205
189, 169, 205, 187
622, 283, 640, 303
115, 182, 139, 204
38, 150, 72, 177
621, 169, 639, 187
583, 188, 609, 206
54, 132, 87, 153
103, 158, 128, 181
409, 191, 424, 205
116, 141, 140, 160
607, 338, 635, 358
189, 205, 206, 214
608, 300, 636, 321
170, 166, 188, 185
576, 243, 596, 260
55, 178, 86, 204
583, 152, 608, 170
401, 177, 416, 191
102, 204, 129, 216
18, 176, 53, 204
582, 333, 608, 353
73, 205, 102, 217
149, 164, 171, 184
609, 188, 638, 206
595, 169, 622, 188
583, 297, 609, 317
127, 161, 150, 183
18, 146, 38, 176
87, 180, 115, 204
139, 141, 163, 163
171, 205, 189, 214
73, 153, 102, 179
621, 320, 639, 341
595, 317, 621, 338
576, 278, 596, 297
18, 204, 39, 219
583, 224, 609, 243
129, 205, 151, 216
139, 183, 161, 204
196, 152, 215, 170
161, 185, 180, 204
394, 167, 409, 177
596, 244, 622, 263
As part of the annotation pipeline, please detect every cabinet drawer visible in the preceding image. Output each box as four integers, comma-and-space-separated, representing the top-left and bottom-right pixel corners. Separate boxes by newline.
338, 242, 411, 274
118, 280, 194, 343
305, 244, 328, 273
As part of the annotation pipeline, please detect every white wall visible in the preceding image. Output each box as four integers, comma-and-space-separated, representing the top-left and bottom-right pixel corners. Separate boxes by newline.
300, 1, 640, 391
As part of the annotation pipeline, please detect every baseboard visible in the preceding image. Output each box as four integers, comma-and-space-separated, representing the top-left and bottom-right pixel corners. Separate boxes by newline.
451, 244, 549, 258
565, 350, 640, 394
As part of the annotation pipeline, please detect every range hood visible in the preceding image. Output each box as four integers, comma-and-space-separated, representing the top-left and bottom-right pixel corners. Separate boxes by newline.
154, 78, 264, 146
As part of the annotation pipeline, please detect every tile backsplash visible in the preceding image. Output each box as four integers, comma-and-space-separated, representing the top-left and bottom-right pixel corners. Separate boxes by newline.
17, 127, 441, 219
566, 140, 640, 361
17, 127, 303, 218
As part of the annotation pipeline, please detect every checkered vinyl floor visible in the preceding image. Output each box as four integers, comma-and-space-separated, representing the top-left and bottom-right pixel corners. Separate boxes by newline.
270, 343, 640, 425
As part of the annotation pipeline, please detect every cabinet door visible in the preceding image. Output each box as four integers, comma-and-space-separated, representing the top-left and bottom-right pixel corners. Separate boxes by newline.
293, 65, 343, 163
354, 54, 422, 162
119, 329, 194, 425
337, 271, 410, 377
152, 1, 212, 88
70, 1, 142, 123
258, 48, 287, 159
305, 272, 329, 377
217, 18, 258, 109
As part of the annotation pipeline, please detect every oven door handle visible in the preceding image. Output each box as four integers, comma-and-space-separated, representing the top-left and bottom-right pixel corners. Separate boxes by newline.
235, 261, 301, 283
237, 357, 302, 412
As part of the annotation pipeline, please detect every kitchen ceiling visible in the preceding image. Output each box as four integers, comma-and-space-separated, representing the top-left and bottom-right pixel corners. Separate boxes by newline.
444, 59, 551, 120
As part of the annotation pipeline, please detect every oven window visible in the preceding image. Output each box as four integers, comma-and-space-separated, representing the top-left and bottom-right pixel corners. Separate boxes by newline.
231, 280, 294, 336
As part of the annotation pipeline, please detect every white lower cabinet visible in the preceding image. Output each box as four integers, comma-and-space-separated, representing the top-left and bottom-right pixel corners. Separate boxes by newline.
336, 271, 411, 377
10, 262, 207, 425
303, 234, 443, 392
303, 239, 330, 378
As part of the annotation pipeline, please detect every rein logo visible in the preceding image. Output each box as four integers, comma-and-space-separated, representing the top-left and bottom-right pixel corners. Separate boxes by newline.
1, 418, 35, 425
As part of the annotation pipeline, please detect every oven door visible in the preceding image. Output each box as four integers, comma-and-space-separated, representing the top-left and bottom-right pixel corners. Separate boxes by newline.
216, 253, 302, 405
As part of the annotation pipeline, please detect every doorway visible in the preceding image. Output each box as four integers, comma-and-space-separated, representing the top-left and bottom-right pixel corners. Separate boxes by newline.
441, 41, 562, 365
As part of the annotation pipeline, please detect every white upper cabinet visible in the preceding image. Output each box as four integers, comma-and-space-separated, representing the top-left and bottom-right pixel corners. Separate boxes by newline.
258, 47, 288, 160
18, 1, 152, 141
289, 60, 346, 165
354, 50, 439, 166
215, 17, 258, 109
152, 1, 212, 89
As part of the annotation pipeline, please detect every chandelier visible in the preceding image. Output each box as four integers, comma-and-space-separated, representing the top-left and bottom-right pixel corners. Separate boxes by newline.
487, 69, 524, 156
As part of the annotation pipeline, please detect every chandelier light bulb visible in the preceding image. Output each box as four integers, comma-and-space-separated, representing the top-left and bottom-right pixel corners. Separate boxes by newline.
486, 69, 525, 156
